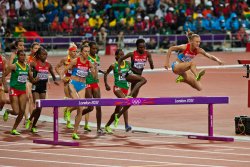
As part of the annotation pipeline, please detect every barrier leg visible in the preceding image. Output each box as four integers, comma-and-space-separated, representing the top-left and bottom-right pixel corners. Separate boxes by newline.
188, 104, 234, 142
33, 107, 79, 146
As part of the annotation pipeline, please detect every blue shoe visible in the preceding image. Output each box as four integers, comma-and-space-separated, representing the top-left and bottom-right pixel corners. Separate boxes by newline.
125, 125, 132, 132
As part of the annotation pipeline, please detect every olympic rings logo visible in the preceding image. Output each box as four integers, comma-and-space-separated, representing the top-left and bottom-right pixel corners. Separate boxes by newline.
131, 99, 141, 105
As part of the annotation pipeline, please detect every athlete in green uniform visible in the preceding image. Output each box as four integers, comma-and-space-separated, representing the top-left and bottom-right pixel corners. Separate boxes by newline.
104, 49, 132, 134
4, 50, 37, 135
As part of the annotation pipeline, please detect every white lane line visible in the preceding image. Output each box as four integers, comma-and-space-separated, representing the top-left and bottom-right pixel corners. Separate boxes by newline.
129, 163, 226, 167
0, 146, 249, 164
0, 157, 119, 167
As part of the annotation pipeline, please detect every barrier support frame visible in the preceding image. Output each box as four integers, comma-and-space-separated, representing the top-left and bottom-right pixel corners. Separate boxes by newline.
33, 97, 234, 146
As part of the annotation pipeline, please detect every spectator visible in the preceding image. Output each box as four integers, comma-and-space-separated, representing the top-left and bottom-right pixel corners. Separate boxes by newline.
146, 37, 157, 49
61, 16, 73, 35
117, 31, 125, 49
236, 26, 249, 47
159, 37, 171, 49
50, 16, 62, 34
97, 27, 107, 50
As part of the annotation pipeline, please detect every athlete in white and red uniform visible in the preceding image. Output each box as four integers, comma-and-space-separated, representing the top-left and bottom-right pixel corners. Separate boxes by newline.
164, 30, 223, 91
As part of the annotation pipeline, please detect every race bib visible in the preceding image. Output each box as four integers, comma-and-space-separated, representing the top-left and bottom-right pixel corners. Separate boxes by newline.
134, 62, 145, 69
17, 75, 28, 83
76, 69, 88, 78
37, 72, 48, 80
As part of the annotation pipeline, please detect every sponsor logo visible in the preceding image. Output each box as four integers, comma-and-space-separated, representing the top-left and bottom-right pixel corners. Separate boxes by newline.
79, 100, 99, 106
131, 99, 141, 105
174, 98, 194, 103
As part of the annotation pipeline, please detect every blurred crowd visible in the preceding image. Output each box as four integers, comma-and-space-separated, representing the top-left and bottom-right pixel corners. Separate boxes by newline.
1, 0, 250, 49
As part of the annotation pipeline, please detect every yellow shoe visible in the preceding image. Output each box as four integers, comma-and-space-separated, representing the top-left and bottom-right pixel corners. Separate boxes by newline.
72, 133, 80, 140
196, 69, 206, 81
84, 125, 92, 132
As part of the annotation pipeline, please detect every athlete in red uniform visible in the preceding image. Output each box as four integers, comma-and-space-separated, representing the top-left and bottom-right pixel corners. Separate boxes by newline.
164, 30, 223, 91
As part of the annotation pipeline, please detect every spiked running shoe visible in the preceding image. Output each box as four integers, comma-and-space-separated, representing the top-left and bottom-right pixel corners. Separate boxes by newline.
72, 133, 80, 140
31, 127, 38, 133
84, 125, 92, 132
97, 129, 105, 135
196, 69, 206, 81
114, 114, 119, 128
66, 123, 74, 129
105, 126, 113, 134
11, 129, 20, 135
25, 119, 31, 129
125, 125, 132, 132
63, 107, 68, 121
3, 110, 9, 122
176, 75, 184, 83
66, 110, 71, 122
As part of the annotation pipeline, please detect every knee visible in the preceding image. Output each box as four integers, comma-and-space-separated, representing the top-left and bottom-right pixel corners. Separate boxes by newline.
88, 106, 94, 112
141, 78, 147, 84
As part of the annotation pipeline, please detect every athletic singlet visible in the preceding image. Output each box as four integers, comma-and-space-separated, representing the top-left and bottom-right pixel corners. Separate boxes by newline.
71, 57, 90, 78
86, 55, 100, 84
114, 61, 130, 89
33, 61, 50, 82
64, 55, 72, 77
132, 50, 148, 70
177, 43, 198, 62
10, 62, 29, 91
0, 56, 4, 78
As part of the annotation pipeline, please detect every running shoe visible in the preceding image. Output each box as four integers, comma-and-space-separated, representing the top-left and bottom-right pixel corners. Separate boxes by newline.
105, 126, 113, 134
25, 119, 31, 129
176, 75, 184, 83
31, 127, 38, 133
114, 114, 119, 128
126, 95, 133, 98
66, 110, 71, 122
125, 125, 132, 132
84, 125, 92, 132
3, 109, 9, 122
196, 69, 206, 81
66, 123, 74, 129
10, 129, 20, 135
72, 133, 80, 140
63, 107, 67, 121
97, 129, 105, 135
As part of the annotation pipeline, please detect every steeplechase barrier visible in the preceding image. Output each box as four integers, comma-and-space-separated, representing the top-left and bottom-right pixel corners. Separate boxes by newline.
34, 96, 234, 146
238, 60, 250, 107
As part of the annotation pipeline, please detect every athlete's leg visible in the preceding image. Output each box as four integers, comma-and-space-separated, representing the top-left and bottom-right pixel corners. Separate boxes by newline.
92, 87, 102, 131
125, 74, 147, 97
12, 94, 27, 132
82, 88, 94, 115
182, 71, 202, 91
173, 61, 199, 77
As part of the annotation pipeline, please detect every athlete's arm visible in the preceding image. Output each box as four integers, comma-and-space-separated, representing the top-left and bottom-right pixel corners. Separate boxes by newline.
49, 63, 59, 85
4, 64, 16, 77
199, 48, 223, 65
2, 57, 8, 93
147, 52, 154, 70
104, 64, 114, 91
64, 58, 77, 74
118, 52, 133, 74
89, 62, 98, 80
8, 52, 16, 66
55, 57, 66, 79
164, 45, 186, 69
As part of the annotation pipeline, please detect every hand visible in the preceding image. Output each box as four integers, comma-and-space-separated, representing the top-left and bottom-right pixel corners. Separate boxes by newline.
118, 70, 122, 76
164, 63, 170, 70
105, 84, 111, 91
218, 60, 224, 65
3, 85, 8, 93
54, 81, 60, 86
150, 65, 154, 70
